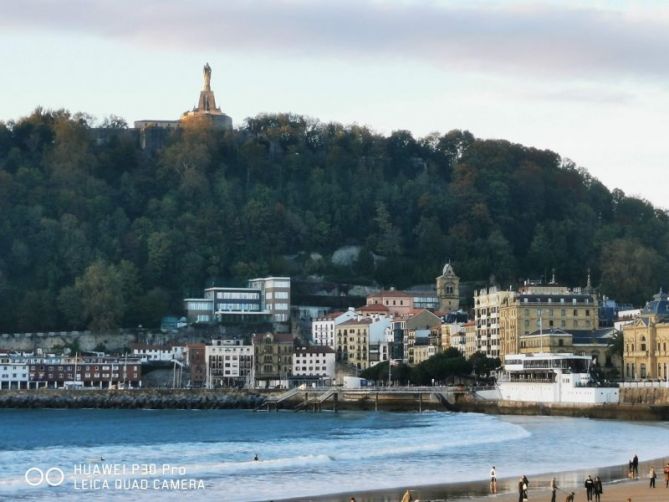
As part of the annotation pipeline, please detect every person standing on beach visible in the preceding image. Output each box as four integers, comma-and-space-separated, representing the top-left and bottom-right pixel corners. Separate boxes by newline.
649, 466, 656, 488
593, 475, 603, 502
632, 454, 639, 478
664, 462, 669, 487
550, 477, 557, 502
490, 466, 497, 494
584, 474, 594, 501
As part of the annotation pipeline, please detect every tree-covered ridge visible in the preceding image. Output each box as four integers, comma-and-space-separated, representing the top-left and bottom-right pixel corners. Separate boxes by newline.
0, 109, 667, 332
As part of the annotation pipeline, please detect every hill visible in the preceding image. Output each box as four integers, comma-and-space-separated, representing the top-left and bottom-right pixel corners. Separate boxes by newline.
0, 109, 667, 332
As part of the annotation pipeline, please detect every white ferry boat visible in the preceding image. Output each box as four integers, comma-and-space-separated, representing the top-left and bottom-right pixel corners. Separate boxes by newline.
496, 353, 619, 405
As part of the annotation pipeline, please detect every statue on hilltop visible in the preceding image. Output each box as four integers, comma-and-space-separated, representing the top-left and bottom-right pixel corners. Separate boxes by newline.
203, 63, 212, 91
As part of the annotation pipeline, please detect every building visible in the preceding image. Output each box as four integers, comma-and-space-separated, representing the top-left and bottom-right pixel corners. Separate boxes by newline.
404, 310, 442, 365
252, 333, 295, 388
292, 346, 336, 383
186, 343, 207, 387
474, 287, 515, 358
518, 327, 619, 371
450, 321, 478, 359
497, 281, 598, 360
184, 276, 291, 325
312, 308, 357, 349
27, 356, 141, 388
248, 277, 292, 323
436, 262, 460, 312
131, 343, 184, 362
134, 64, 232, 149
335, 319, 371, 370
623, 290, 669, 381
409, 289, 440, 310
0, 355, 29, 389
206, 339, 253, 388
412, 344, 438, 365
366, 290, 414, 317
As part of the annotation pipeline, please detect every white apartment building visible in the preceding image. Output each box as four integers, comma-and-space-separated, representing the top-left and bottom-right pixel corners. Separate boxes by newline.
131, 344, 184, 362
292, 346, 335, 382
206, 339, 254, 387
0, 358, 29, 389
312, 308, 357, 349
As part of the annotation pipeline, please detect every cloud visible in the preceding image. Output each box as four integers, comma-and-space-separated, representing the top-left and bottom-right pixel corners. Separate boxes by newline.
2, 0, 669, 81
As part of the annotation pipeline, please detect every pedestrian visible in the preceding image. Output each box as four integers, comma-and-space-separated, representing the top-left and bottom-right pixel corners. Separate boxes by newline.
518, 476, 527, 502
550, 477, 558, 502
633, 454, 639, 478
664, 462, 669, 488
490, 465, 497, 494
650, 466, 656, 488
584, 474, 594, 501
522, 475, 529, 501
594, 475, 603, 502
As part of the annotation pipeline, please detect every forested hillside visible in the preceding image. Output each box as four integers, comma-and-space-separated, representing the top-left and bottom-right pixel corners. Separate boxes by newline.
1, 110, 668, 332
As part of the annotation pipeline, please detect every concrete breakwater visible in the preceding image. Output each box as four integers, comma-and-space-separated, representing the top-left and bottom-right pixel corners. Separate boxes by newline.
454, 399, 669, 421
0, 389, 265, 409
2, 388, 669, 420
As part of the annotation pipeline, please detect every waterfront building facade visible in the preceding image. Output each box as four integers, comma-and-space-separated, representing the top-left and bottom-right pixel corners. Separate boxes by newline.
623, 290, 669, 381
186, 343, 207, 387
206, 339, 253, 388
27, 356, 141, 388
497, 282, 598, 360
0, 356, 29, 389
252, 333, 295, 388
292, 346, 335, 382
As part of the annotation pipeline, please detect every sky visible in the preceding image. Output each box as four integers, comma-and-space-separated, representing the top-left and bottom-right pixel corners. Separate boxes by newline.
1, 0, 667, 209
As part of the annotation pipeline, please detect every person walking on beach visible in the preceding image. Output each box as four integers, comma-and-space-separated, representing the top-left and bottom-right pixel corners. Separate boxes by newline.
593, 475, 603, 502
550, 477, 557, 502
518, 476, 528, 502
649, 466, 656, 488
584, 474, 594, 501
664, 462, 669, 487
632, 454, 639, 478
490, 465, 497, 494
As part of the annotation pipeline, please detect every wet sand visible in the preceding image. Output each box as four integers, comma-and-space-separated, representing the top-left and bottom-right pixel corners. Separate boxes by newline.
281, 457, 669, 502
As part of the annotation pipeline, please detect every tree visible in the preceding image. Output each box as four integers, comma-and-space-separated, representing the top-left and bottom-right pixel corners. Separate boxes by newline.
469, 352, 501, 379
74, 260, 126, 332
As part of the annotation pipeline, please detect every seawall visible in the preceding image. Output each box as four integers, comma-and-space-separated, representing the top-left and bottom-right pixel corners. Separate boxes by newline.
0, 389, 264, 409
2, 388, 669, 420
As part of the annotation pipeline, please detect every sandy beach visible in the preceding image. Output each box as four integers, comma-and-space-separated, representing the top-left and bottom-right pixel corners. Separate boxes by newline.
287, 457, 669, 502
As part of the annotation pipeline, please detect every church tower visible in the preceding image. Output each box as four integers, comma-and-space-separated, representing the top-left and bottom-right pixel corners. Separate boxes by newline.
436, 262, 460, 312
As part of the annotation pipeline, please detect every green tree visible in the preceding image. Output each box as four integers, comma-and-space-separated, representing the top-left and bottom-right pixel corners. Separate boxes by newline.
74, 260, 126, 332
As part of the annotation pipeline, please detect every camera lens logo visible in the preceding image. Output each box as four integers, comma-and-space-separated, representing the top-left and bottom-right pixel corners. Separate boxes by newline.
25, 467, 65, 487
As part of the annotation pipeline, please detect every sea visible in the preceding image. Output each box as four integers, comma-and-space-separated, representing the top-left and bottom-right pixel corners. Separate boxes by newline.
1, 408, 668, 501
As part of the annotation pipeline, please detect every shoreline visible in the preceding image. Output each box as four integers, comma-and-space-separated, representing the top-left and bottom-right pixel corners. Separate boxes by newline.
280, 456, 669, 502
